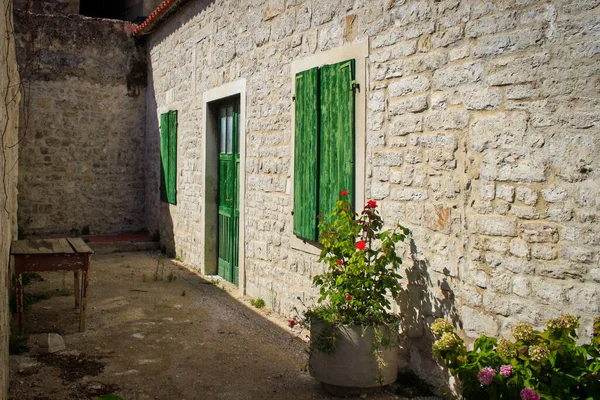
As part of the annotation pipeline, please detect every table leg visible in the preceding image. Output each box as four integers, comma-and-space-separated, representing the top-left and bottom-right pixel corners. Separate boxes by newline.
74, 270, 80, 308
16, 273, 24, 333
79, 267, 89, 332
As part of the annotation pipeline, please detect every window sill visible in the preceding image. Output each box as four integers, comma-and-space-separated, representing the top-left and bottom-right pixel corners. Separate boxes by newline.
290, 235, 322, 256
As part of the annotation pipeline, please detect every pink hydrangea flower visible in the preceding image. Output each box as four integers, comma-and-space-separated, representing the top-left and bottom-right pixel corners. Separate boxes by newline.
499, 364, 512, 378
477, 367, 495, 386
520, 388, 540, 400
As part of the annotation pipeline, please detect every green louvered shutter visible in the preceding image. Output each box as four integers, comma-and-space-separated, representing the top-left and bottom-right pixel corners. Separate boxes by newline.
167, 110, 178, 204
293, 67, 319, 241
159, 112, 170, 203
319, 59, 355, 226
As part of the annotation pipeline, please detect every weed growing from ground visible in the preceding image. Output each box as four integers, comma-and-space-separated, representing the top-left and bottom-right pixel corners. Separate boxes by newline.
250, 298, 266, 309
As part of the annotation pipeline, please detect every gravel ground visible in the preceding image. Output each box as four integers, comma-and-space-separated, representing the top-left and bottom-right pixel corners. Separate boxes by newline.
8, 251, 430, 400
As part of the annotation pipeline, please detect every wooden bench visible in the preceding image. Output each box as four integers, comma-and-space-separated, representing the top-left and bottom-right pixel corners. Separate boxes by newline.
11, 238, 94, 332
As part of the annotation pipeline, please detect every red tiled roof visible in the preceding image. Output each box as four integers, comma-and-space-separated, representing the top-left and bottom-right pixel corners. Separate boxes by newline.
133, 0, 183, 37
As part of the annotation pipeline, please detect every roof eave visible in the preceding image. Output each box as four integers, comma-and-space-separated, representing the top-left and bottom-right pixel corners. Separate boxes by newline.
132, 0, 189, 37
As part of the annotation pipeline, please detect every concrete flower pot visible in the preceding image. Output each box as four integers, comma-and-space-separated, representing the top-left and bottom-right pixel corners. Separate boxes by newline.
308, 320, 399, 395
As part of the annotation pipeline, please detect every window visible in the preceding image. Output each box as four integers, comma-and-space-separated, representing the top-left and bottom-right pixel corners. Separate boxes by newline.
293, 59, 356, 241
160, 110, 177, 204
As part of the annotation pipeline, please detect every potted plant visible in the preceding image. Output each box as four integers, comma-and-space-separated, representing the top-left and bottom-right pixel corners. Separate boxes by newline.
430, 315, 600, 399
305, 191, 411, 394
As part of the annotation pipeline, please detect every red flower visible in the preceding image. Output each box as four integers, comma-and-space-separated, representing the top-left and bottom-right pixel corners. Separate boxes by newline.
356, 241, 366, 250
367, 200, 377, 208
346, 293, 352, 301
341, 190, 349, 196
289, 319, 296, 328
337, 260, 343, 265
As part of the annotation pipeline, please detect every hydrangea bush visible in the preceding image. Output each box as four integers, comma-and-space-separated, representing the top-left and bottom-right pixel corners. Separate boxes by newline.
431, 315, 600, 399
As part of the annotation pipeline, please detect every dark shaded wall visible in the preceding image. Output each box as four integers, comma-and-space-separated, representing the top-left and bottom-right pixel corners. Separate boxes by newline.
13, 0, 80, 15
14, 9, 147, 235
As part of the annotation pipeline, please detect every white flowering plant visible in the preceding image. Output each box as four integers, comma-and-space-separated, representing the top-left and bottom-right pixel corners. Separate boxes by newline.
431, 315, 600, 399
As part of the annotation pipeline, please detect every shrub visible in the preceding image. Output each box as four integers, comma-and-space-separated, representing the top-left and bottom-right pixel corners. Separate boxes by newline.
431, 315, 600, 399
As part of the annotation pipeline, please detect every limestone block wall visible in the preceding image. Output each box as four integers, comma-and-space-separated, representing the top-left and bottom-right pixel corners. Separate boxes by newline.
1, 0, 20, 397
145, 0, 599, 385
14, 11, 147, 235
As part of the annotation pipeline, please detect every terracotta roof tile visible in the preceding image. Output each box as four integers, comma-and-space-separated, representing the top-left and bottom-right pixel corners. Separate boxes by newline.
133, 0, 180, 37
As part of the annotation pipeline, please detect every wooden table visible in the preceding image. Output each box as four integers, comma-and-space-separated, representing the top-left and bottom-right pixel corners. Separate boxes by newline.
11, 238, 94, 333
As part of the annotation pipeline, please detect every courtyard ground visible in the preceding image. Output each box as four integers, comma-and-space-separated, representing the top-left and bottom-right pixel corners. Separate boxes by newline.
9, 251, 437, 400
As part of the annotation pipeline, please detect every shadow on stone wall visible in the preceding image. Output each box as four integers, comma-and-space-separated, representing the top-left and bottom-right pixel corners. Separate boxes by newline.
396, 238, 460, 396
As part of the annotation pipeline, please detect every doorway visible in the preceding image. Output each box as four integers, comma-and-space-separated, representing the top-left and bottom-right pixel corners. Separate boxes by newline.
216, 101, 240, 285
202, 80, 246, 294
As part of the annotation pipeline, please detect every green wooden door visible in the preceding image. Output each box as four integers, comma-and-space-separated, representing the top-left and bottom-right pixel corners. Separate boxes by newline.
218, 102, 240, 285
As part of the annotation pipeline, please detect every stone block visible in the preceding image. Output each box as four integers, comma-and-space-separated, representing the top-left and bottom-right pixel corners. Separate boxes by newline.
506, 84, 537, 100
569, 285, 600, 313
486, 53, 550, 86
461, 87, 501, 110
431, 26, 463, 48
515, 186, 538, 205
391, 187, 428, 201
560, 245, 595, 264
471, 215, 518, 237
389, 95, 428, 115
519, 222, 559, 243
432, 61, 484, 89
531, 244, 557, 260
471, 268, 489, 288
39, 333, 66, 354
546, 205, 572, 222
481, 151, 546, 183
512, 276, 531, 297
388, 114, 423, 136
510, 205, 540, 220
411, 133, 457, 149
372, 151, 403, 167
496, 185, 515, 202
388, 75, 431, 97
425, 110, 469, 130
391, 1, 432, 27
465, 12, 517, 38
532, 279, 569, 305
469, 113, 528, 152
461, 306, 499, 338
472, 28, 544, 58
480, 180, 495, 201
391, 40, 418, 57
509, 238, 530, 258
541, 187, 567, 203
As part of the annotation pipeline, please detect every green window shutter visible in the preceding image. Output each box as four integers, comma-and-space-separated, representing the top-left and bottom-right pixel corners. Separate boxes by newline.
293, 67, 319, 241
159, 112, 170, 203
319, 59, 355, 226
167, 110, 178, 204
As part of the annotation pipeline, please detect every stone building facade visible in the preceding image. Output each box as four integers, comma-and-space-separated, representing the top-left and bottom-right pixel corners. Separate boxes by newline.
14, 7, 148, 235
141, 0, 600, 382
1, 0, 20, 397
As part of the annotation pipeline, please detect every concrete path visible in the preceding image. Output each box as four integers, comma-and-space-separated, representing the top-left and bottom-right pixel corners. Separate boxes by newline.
9, 251, 413, 399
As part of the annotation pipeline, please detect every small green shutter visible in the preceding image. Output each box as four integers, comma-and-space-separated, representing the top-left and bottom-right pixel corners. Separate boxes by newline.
159, 112, 170, 203
319, 59, 355, 225
293, 67, 319, 241
167, 110, 178, 204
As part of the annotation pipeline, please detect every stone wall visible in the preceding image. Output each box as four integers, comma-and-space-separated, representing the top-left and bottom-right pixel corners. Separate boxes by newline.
13, 0, 80, 15
1, 0, 20, 397
14, 10, 147, 235
144, 0, 600, 387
